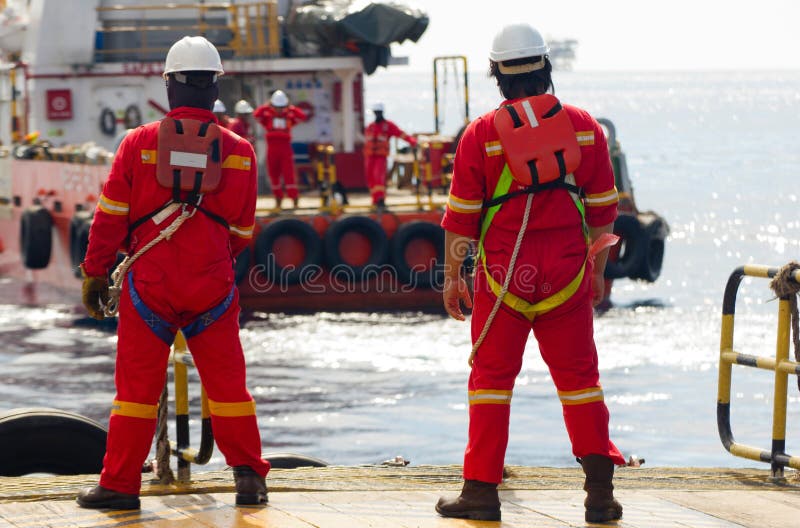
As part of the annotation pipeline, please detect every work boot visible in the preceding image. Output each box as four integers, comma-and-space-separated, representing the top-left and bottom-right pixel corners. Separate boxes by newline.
581, 455, 623, 523
233, 465, 268, 506
435, 479, 501, 521
76, 485, 140, 510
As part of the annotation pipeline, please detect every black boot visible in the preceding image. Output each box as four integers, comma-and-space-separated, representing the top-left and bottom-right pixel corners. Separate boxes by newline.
76, 485, 140, 510
581, 455, 623, 523
234, 465, 268, 505
435, 479, 501, 521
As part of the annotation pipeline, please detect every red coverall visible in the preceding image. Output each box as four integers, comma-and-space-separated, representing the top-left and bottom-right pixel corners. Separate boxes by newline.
82, 106, 270, 495
228, 117, 254, 144
441, 100, 625, 484
253, 104, 307, 202
363, 119, 415, 204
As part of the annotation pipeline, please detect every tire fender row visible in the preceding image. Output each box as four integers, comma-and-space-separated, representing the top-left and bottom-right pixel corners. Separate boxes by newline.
604, 212, 669, 283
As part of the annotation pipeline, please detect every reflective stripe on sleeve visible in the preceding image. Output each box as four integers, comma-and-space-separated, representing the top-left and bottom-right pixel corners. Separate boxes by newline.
585, 188, 619, 207
468, 389, 513, 405
221, 155, 252, 170
98, 193, 130, 216
111, 399, 158, 419
208, 398, 257, 417
229, 223, 254, 239
140, 149, 157, 164
576, 131, 595, 146
484, 141, 503, 157
557, 386, 604, 406
447, 194, 483, 214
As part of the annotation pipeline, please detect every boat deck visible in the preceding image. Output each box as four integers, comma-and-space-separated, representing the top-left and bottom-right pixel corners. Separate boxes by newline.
1, 465, 798, 527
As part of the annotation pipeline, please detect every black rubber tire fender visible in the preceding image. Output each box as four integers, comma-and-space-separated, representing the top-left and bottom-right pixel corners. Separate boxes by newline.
0, 408, 107, 476
389, 221, 444, 287
99, 107, 117, 136
69, 210, 93, 277
254, 218, 322, 285
324, 216, 389, 280
604, 214, 646, 280
19, 205, 53, 269
261, 452, 329, 469
632, 216, 668, 283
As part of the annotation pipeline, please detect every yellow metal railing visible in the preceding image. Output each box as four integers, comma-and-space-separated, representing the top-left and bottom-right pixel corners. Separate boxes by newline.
717, 264, 800, 478
95, 1, 279, 61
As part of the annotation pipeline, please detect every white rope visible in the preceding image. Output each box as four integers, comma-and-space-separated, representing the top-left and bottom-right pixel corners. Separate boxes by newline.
469, 192, 534, 366
103, 204, 195, 317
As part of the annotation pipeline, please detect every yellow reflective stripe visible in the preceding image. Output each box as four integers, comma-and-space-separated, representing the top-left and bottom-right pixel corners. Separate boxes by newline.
585, 187, 619, 207
576, 131, 595, 145
221, 154, 252, 170
447, 194, 483, 214
208, 398, 256, 417
482, 257, 586, 322
484, 141, 503, 157
469, 389, 512, 405
98, 193, 129, 216
111, 400, 158, 419
558, 386, 604, 406
140, 149, 157, 164
372, 185, 386, 191
229, 223, 254, 239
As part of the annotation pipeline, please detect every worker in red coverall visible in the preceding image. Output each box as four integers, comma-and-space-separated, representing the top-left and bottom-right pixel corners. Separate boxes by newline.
77, 36, 269, 510
253, 90, 307, 208
436, 23, 625, 524
228, 99, 255, 144
363, 102, 417, 209
213, 99, 230, 128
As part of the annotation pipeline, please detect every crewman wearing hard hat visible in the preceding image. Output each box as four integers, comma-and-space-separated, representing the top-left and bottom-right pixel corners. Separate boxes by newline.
213, 99, 230, 127
229, 99, 255, 144
363, 102, 417, 209
436, 23, 625, 523
253, 90, 308, 208
77, 36, 269, 510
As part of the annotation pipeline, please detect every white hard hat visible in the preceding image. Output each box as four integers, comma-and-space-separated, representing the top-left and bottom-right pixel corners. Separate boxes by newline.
489, 23, 549, 62
371, 102, 384, 112
163, 36, 224, 79
213, 99, 226, 113
234, 99, 254, 114
270, 90, 289, 107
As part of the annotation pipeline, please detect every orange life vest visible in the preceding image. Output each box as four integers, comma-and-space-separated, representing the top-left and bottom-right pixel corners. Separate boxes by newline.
156, 117, 222, 198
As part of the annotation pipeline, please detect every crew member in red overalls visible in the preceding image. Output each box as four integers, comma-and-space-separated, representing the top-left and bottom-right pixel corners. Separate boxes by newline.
436, 23, 625, 524
253, 90, 307, 208
363, 102, 417, 209
228, 99, 255, 144
77, 36, 269, 510
213, 99, 230, 128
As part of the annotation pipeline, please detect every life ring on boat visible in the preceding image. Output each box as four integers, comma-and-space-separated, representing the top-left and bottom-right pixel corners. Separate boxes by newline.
99, 107, 117, 136
69, 210, 93, 277
0, 408, 107, 476
254, 218, 322, 285
234, 246, 251, 285
603, 213, 646, 280
19, 205, 53, 269
390, 221, 444, 287
324, 216, 389, 280
261, 452, 329, 469
296, 100, 314, 121
631, 215, 669, 283
123, 104, 142, 129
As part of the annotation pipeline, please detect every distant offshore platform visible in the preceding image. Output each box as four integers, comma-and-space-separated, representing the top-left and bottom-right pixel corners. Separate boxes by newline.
549, 38, 578, 70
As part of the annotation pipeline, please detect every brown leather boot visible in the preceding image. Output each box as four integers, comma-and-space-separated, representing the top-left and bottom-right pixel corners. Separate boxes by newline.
435, 479, 501, 521
234, 465, 268, 505
581, 455, 623, 523
76, 485, 140, 510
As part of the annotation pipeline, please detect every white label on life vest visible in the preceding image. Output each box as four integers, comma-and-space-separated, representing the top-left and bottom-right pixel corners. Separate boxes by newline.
272, 117, 287, 129
152, 202, 180, 225
170, 151, 208, 169
521, 100, 539, 128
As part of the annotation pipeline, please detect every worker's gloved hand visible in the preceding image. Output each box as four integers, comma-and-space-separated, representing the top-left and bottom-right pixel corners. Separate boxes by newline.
80, 265, 109, 320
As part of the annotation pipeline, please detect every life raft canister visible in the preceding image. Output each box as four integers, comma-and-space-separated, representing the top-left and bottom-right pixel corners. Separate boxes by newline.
493, 93, 581, 187
156, 118, 222, 197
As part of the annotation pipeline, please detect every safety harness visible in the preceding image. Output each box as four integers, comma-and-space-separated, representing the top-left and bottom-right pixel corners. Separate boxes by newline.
470, 94, 587, 364
103, 119, 232, 338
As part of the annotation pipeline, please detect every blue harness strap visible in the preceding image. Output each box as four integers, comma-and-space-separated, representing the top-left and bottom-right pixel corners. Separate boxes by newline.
127, 273, 235, 345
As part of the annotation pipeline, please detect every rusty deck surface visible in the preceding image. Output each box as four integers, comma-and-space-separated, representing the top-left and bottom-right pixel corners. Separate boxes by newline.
1, 465, 799, 527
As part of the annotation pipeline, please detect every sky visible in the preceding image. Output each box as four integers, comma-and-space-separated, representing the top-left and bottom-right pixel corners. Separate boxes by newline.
389, 0, 800, 72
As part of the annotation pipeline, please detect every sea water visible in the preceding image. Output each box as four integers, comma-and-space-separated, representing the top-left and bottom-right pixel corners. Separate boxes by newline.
1, 70, 799, 470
